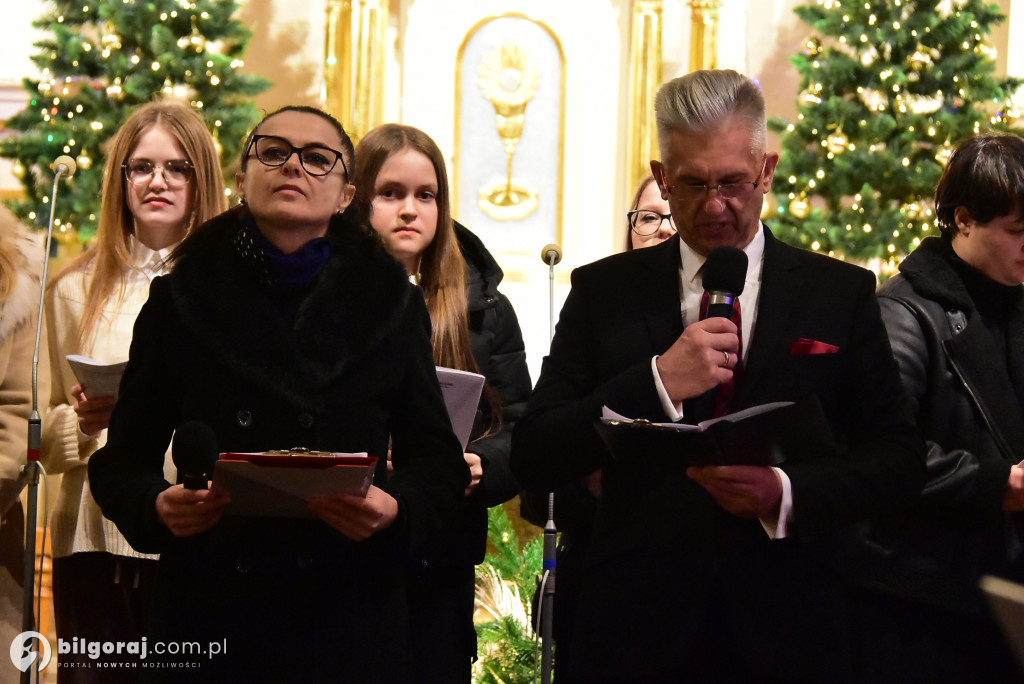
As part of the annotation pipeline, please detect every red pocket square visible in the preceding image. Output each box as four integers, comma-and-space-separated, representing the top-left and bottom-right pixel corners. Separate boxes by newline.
790, 338, 840, 355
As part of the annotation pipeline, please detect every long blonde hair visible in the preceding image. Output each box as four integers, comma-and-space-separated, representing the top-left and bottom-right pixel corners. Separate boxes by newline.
52, 100, 226, 348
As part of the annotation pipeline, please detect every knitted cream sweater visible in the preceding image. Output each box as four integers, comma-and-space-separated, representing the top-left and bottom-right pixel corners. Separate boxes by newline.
42, 238, 175, 559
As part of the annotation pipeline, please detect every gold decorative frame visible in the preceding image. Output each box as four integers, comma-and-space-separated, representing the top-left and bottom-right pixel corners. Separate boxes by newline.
627, 0, 664, 197
454, 12, 566, 254
322, 0, 388, 145
689, 0, 723, 71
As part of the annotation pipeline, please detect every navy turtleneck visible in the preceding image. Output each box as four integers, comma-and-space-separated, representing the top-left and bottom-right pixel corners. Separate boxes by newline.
242, 217, 333, 290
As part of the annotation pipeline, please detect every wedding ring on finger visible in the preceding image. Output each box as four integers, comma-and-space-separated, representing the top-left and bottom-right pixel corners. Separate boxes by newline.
723, 351, 730, 367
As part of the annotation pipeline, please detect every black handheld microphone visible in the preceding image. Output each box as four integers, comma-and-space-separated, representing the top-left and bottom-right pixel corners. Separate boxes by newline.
700, 246, 747, 320
172, 421, 219, 490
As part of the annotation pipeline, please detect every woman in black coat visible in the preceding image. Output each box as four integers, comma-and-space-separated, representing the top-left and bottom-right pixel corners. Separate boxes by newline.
353, 124, 532, 682
88, 107, 467, 683
856, 132, 1024, 682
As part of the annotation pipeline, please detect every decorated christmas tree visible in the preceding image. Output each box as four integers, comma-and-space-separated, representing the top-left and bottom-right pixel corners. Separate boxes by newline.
1, 0, 270, 241
768, 0, 1023, 265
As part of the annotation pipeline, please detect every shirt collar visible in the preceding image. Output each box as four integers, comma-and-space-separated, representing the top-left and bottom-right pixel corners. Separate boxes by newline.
679, 223, 765, 287
129, 234, 177, 276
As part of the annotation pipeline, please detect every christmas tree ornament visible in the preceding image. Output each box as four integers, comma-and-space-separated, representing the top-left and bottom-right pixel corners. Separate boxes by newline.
909, 47, 933, 71
904, 202, 923, 221
1004, 105, 1020, 126
906, 92, 943, 115
860, 46, 879, 68
826, 130, 848, 154
974, 42, 998, 61
106, 77, 124, 101
800, 84, 823, 105
803, 37, 823, 57
789, 196, 811, 220
100, 24, 121, 50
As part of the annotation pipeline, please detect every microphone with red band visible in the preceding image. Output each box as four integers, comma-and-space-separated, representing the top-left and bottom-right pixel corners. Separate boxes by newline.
700, 246, 747, 320
172, 421, 219, 490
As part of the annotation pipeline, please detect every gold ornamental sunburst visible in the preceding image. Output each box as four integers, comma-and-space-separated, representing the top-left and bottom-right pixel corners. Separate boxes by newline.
476, 42, 541, 221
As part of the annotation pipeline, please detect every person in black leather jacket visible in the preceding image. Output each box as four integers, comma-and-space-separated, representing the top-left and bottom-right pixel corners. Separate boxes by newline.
353, 123, 532, 683
858, 132, 1024, 682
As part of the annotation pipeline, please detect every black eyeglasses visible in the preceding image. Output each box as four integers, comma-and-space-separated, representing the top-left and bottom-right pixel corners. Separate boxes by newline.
627, 210, 676, 237
123, 159, 194, 187
666, 155, 768, 202
245, 134, 348, 178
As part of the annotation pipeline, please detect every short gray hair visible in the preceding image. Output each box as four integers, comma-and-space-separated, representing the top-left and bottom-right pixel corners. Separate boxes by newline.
654, 70, 766, 158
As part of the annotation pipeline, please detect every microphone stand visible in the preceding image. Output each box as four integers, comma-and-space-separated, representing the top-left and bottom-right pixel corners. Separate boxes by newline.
538, 244, 561, 684
21, 157, 75, 684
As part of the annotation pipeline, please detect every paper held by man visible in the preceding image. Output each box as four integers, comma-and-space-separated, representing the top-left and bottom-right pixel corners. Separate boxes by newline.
595, 394, 836, 467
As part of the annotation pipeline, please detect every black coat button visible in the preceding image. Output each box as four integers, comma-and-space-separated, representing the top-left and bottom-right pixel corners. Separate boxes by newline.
236, 410, 253, 428
297, 413, 314, 429
235, 557, 252, 574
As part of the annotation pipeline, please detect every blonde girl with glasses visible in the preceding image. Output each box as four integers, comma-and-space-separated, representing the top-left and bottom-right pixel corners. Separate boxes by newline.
41, 100, 225, 682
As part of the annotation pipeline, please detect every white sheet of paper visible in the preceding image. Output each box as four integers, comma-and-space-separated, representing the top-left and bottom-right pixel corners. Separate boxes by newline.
65, 354, 128, 398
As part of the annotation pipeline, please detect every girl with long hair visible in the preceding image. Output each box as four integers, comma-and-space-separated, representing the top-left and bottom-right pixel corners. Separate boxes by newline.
354, 123, 532, 682
42, 100, 226, 680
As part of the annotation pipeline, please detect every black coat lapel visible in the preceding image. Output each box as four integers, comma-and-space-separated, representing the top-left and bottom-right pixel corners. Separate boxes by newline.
640, 235, 685, 353
732, 228, 801, 408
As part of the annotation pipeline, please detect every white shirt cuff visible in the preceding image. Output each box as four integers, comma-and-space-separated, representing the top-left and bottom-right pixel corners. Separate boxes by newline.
760, 467, 792, 539
651, 356, 683, 421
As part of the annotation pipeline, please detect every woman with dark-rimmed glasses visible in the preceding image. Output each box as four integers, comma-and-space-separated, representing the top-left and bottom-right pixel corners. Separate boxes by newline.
43, 100, 225, 682
624, 175, 675, 252
88, 105, 466, 682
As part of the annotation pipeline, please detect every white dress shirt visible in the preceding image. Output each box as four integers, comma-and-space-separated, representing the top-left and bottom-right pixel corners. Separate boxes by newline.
649, 224, 792, 538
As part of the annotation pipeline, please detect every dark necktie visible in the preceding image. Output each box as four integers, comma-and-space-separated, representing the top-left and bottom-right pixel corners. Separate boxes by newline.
699, 291, 743, 417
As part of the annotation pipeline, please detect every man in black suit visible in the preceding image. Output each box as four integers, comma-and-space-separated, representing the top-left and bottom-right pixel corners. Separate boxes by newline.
511, 69, 925, 683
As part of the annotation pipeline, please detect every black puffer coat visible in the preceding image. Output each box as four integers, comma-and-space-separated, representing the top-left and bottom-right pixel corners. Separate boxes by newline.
406, 223, 531, 682
413, 224, 531, 568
